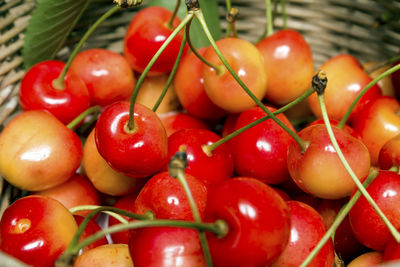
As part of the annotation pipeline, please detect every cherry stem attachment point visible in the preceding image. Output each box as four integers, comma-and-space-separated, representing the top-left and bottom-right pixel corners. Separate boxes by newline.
194, 9, 308, 152
226, 7, 239, 38
167, 0, 181, 29
52, 5, 121, 90
318, 93, 400, 244
127, 12, 194, 130
168, 150, 214, 267
66, 105, 101, 130
300, 168, 379, 267
113, 0, 142, 8
338, 63, 400, 129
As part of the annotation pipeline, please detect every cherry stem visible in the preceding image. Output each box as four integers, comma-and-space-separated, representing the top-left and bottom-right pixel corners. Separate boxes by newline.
69, 205, 129, 224
337, 63, 400, 129
318, 93, 400, 243
66, 105, 101, 130
204, 86, 315, 153
152, 34, 187, 112
300, 168, 379, 267
167, 0, 181, 29
266, 0, 273, 36
185, 19, 225, 75
169, 150, 214, 267
365, 55, 400, 74
52, 5, 121, 90
226, 8, 239, 38
127, 12, 194, 130
224, 0, 232, 37
194, 9, 308, 152
280, 0, 287, 29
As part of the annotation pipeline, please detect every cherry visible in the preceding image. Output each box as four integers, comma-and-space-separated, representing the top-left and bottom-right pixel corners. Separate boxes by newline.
19, 60, 90, 125
174, 48, 227, 119
73, 215, 108, 252
0, 195, 78, 267
167, 128, 234, 187
271, 201, 335, 267
75, 244, 133, 267
383, 237, 400, 262
0, 110, 82, 191
256, 29, 314, 105
205, 177, 291, 266
349, 170, 400, 251
158, 111, 210, 137
83, 129, 147, 196
202, 37, 267, 113
95, 101, 168, 178
287, 124, 371, 199
347, 251, 383, 267
69, 48, 136, 106
308, 118, 361, 140
379, 134, 400, 170
230, 104, 295, 184
363, 61, 395, 97
123, 6, 187, 76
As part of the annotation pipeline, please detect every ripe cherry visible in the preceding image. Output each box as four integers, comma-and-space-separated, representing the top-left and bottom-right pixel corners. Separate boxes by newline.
158, 112, 210, 137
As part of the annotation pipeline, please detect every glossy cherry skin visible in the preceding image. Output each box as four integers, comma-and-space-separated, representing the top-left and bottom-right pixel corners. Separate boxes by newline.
349, 170, 400, 251
205, 177, 291, 267
287, 124, 371, 199
174, 48, 227, 119
363, 61, 395, 97
309, 118, 361, 140
230, 105, 294, 184
352, 96, 400, 166
256, 29, 314, 105
0, 195, 78, 267
129, 227, 205, 267
73, 215, 108, 252
202, 38, 267, 113
347, 252, 383, 267
167, 128, 234, 187
271, 201, 335, 267
20, 60, 90, 125
69, 48, 136, 106
0, 110, 82, 191
383, 238, 400, 262
83, 129, 147, 196
158, 112, 210, 137
95, 101, 168, 178
123, 6, 187, 76
380, 134, 400, 170
35, 174, 101, 217
75, 244, 133, 267
308, 54, 382, 122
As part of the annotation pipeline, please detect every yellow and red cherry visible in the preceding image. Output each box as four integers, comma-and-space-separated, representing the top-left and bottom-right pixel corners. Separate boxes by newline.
205, 177, 291, 266
352, 96, 400, 165
34, 174, 100, 217
75, 244, 133, 267
363, 61, 395, 97
167, 128, 234, 187
0, 195, 78, 267
174, 48, 227, 119
347, 251, 383, 267
83, 129, 147, 196
202, 37, 267, 113
158, 111, 210, 137
0, 110, 82, 191
69, 48, 136, 106
308, 54, 382, 122
73, 215, 108, 252
230, 105, 295, 184
123, 6, 187, 76
19, 60, 90, 125
349, 170, 400, 251
256, 29, 314, 105
287, 124, 371, 199
95, 101, 168, 178
379, 134, 400, 170
271, 201, 335, 267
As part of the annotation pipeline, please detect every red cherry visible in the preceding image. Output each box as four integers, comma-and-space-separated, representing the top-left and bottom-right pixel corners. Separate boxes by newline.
230, 105, 294, 184
167, 128, 234, 187
95, 101, 168, 178
0, 195, 78, 267
158, 112, 210, 137
69, 48, 136, 106
19, 60, 90, 125
308, 118, 361, 140
123, 6, 187, 76
349, 170, 400, 251
271, 201, 335, 267
205, 177, 291, 266
384, 237, 400, 262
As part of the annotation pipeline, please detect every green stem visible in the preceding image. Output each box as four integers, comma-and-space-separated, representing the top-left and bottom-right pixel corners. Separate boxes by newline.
365, 55, 400, 74
318, 94, 400, 243
204, 86, 315, 153
225, 0, 232, 37
280, 0, 286, 29
167, 0, 181, 29
266, 0, 273, 36
152, 34, 187, 112
52, 5, 121, 90
69, 205, 131, 224
128, 12, 194, 130
300, 169, 379, 267
338, 63, 400, 129
66, 105, 101, 130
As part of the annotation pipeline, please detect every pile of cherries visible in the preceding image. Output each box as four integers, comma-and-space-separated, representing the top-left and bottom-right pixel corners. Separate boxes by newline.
1, 0, 400, 266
